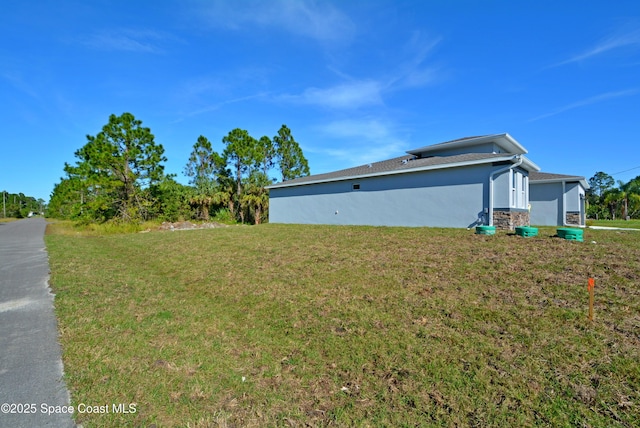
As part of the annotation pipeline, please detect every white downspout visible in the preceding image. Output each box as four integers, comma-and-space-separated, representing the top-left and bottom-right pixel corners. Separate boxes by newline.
562, 180, 567, 226
488, 155, 523, 226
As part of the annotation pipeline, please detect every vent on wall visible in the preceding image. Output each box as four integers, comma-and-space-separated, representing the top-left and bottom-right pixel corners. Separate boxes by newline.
352, 184, 360, 191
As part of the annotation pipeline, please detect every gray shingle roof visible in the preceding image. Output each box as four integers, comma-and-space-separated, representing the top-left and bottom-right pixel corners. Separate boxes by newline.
267, 152, 513, 189
529, 172, 585, 181
529, 171, 589, 190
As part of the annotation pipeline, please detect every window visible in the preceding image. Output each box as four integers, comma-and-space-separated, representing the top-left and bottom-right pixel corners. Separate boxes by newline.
352, 184, 360, 191
511, 171, 517, 207
511, 171, 527, 208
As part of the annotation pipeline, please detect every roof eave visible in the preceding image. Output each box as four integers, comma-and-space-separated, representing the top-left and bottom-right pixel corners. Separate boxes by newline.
266, 155, 520, 189
520, 156, 541, 172
531, 177, 590, 189
407, 133, 528, 156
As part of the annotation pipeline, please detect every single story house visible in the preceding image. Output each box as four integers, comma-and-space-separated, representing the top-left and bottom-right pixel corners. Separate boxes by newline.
529, 172, 589, 227
267, 134, 587, 229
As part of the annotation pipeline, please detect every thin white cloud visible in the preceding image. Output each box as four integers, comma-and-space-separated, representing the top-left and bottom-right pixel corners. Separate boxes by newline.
180, 66, 270, 98
181, 76, 227, 98
177, 92, 270, 121
309, 118, 407, 166
322, 118, 393, 140
386, 31, 442, 90
279, 31, 442, 110
528, 89, 639, 122
281, 80, 384, 109
173, 67, 272, 120
397, 67, 440, 89
196, 0, 355, 44
1, 71, 40, 99
79, 29, 174, 53
551, 26, 640, 67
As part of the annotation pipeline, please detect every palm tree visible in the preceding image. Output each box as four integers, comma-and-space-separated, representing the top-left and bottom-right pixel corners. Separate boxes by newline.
620, 178, 640, 219
603, 189, 621, 220
212, 177, 235, 220
189, 193, 213, 220
241, 171, 272, 224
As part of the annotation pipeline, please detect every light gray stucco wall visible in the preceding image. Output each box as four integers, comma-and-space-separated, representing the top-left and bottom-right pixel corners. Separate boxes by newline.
565, 182, 584, 212
417, 142, 504, 157
269, 164, 496, 228
529, 182, 562, 226
492, 168, 511, 208
530, 181, 586, 226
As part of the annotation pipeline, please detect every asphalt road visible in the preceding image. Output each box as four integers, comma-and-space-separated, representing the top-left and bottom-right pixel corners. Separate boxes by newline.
0, 218, 75, 427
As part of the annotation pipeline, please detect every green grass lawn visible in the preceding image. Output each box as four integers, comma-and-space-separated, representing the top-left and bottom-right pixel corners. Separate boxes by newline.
45, 223, 640, 427
589, 219, 640, 229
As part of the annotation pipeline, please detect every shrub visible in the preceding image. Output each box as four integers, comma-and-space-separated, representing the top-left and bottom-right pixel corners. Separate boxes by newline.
212, 208, 234, 223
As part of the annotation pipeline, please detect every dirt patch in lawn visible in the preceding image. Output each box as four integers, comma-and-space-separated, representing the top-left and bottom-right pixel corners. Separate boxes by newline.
156, 221, 229, 231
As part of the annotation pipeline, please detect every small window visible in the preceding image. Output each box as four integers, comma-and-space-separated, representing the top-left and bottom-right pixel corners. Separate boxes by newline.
352, 184, 360, 191
511, 171, 517, 206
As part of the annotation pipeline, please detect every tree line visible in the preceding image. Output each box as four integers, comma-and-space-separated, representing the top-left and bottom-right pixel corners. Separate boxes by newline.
47, 112, 309, 224
587, 171, 640, 220
1, 191, 45, 218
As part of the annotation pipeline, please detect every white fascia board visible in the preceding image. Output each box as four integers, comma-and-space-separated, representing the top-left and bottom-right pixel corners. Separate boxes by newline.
520, 157, 541, 172
501, 133, 528, 154
266, 155, 518, 189
531, 177, 590, 189
407, 133, 528, 156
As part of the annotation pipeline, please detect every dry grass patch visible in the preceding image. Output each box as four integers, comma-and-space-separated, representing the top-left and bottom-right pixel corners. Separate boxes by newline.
45, 223, 640, 427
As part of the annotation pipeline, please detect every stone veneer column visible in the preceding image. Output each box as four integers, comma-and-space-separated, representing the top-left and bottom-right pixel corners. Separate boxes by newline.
565, 212, 581, 225
493, 209, 530, 230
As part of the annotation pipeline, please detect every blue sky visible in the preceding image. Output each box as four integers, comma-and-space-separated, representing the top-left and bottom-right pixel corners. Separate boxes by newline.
2, 0, 639, 202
